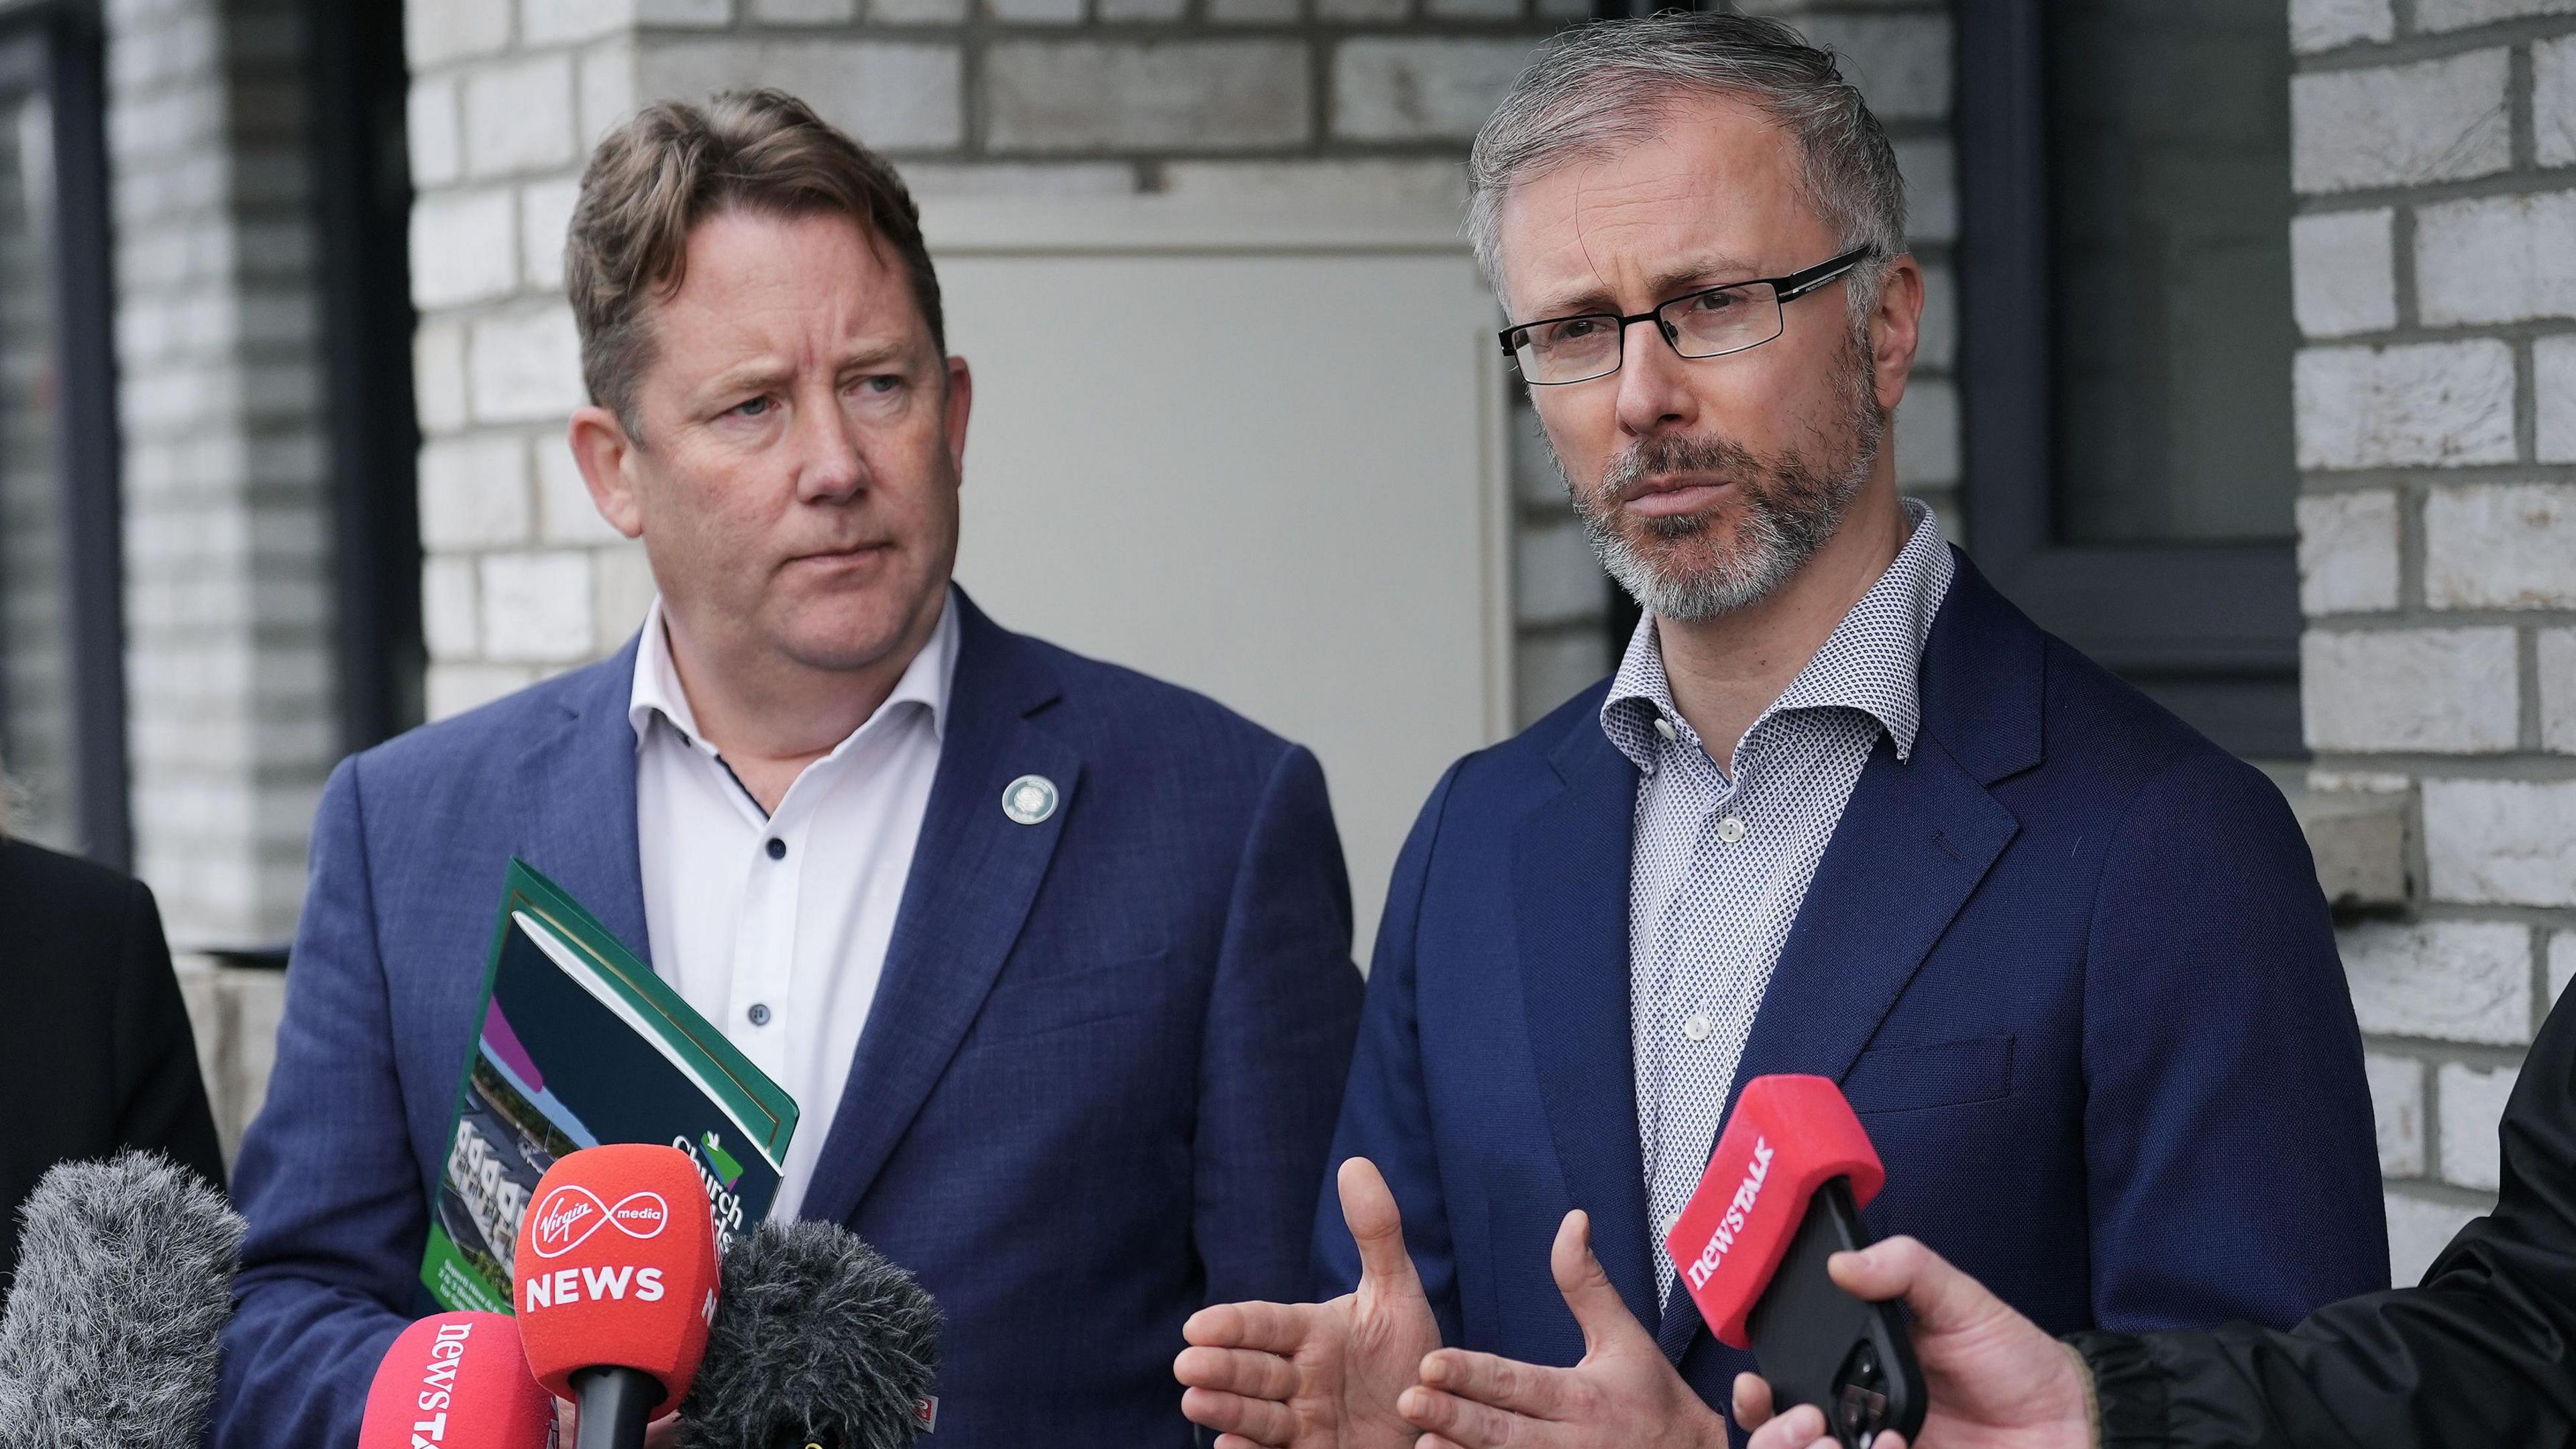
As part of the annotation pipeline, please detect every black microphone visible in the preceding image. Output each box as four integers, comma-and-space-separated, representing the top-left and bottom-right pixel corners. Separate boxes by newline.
677, 1220, 941, 1449
0, 1150, 245, 1446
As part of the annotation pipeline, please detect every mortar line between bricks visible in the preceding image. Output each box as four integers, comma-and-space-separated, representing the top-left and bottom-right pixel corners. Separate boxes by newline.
2295, 14, 2576, 74
2294, 164, 2576, 213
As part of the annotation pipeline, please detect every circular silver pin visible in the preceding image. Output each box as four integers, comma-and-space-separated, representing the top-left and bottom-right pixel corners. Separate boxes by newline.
1002, 774, 1059, 826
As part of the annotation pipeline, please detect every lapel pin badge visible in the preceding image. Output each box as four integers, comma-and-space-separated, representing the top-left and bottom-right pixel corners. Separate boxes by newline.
1002, 774, 1059, 826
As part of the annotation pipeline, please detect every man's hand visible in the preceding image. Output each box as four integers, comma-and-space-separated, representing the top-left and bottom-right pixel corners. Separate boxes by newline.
1731, 1236, 2090, 1449
1175, 1157, 1442, 1449
1395, 1209, 1728, 1449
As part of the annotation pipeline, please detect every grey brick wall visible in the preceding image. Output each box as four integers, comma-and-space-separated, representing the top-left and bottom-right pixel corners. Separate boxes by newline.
2288, 0, 2576, 1282
108, 0, 339, 951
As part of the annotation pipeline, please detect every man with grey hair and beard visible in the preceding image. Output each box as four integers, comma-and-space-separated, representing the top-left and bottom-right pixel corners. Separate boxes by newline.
1176, 13, 2385, 1448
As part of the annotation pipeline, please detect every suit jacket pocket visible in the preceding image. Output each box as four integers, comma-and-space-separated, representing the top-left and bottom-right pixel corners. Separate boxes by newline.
970, 949, 1175, 1047
1843, 1035, 2015, 1114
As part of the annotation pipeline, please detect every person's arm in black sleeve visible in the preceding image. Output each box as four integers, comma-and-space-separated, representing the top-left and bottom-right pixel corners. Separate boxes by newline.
107, 875, 227, 1193
2071, 985, 2576, 1449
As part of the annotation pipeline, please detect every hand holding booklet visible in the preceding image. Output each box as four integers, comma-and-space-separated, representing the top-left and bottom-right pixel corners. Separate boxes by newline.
421, 860, 799, 1315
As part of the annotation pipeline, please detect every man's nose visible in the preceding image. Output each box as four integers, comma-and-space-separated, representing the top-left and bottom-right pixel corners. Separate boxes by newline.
1612, 317, 1697, 438
792, 394, 867, 502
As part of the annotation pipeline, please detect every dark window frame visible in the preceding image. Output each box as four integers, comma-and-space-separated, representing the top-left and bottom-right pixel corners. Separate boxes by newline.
1956, 0, 2303, 758
0, 0, 127, 865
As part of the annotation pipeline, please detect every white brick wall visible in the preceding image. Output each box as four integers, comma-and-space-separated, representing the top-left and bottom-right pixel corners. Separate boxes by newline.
2341, 920, 2534, 1044
2302, 627, 2520, 752
2435, 1061, 2517, 1191
2291, 50, 2512, 193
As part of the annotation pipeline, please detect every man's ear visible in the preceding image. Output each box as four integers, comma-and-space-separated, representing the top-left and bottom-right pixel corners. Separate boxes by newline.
568, 405, 645, 539
1868, 254, 1925, 416
942, 355, 973, 481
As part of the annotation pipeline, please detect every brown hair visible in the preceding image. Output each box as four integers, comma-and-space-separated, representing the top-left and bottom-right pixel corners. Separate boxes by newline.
565, 89, 945, 436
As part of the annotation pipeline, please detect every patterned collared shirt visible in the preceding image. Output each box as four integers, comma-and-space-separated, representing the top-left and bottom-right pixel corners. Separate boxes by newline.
1603, 500, 1954, 1302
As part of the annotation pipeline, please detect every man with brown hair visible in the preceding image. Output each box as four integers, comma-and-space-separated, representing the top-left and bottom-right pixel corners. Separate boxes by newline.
216, 90, 1362, 1447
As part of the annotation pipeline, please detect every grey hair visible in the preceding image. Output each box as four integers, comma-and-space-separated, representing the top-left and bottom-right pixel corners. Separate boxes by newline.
1466, 11, 1907, 319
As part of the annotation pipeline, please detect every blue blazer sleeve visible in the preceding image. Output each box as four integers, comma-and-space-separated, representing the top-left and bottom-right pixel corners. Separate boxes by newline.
2082, 754, 2391, 1331
215, 757, 421, 1446
1193, 744, 1365, 1307
1315, 763, 1465, 1344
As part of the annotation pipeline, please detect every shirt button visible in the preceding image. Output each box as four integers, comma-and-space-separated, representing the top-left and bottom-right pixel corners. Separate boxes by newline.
1716, 815, 1747, 845
747, 1003, 772, 1027
1653, 716, 1678, 743
1683, 1013, 1713, 1042
765, 838, 786, 860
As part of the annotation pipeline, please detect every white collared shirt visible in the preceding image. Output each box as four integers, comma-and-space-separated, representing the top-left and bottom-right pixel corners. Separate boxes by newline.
629, 590, 959, 1220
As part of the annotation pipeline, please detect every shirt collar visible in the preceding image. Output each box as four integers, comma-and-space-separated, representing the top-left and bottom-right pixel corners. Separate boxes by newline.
1601, 498, 1953, 773
627, 586, 962, 756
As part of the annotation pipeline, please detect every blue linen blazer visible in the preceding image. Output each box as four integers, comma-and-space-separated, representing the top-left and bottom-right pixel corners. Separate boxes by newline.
216, 593, 1364, 1448
1319, 552, 2389, 1438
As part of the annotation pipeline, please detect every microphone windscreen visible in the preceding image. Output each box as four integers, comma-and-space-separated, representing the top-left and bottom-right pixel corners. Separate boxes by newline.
1663, 1074, 1883, 1348
0, 1150, 244, 1446
677, 1220, 939, 1449
358, 1311, 556, 1449
513, 1144, 719, 1417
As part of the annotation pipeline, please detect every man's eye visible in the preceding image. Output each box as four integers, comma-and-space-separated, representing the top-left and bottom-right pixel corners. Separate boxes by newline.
1687, 289, 1746, 314
1544, 318, 1603, 345
730, 396, 773, 418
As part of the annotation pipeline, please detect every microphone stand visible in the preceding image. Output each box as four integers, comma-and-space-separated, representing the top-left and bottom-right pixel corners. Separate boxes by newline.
571, 1365, 662, 1449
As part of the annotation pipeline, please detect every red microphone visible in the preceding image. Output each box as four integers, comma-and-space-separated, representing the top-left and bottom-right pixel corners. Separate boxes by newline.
356, 1311, 556, 1449
513, 1144, 720, 1449
1662, 1075, 1921, 1448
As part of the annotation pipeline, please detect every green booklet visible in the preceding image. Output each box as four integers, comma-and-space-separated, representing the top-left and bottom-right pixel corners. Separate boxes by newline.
421, 859, 799, 1315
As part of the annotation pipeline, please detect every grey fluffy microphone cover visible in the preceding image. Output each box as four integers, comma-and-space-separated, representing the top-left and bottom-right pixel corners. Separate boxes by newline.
678, 1219, 941, 1449
0, 1150, 246, 1449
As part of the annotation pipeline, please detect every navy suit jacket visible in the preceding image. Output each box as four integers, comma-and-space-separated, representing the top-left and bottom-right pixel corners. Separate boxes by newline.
1320, 553, 2388, 1436
217, 594, 1364, 1448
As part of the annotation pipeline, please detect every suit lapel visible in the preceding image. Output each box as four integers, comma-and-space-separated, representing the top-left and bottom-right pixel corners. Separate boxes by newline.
799, 599, 1077, 1226
1655, 731, 2019, 1359
516, 640, 652, 963
1515, 720, 1663, 1336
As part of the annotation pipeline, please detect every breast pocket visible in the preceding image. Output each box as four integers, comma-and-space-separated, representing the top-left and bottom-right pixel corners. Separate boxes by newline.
1843, 1035, 2015, 1115
969, 949, 1177, 1048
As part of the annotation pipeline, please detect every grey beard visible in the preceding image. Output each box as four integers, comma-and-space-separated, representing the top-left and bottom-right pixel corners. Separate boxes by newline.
1562, 359, 1886, 623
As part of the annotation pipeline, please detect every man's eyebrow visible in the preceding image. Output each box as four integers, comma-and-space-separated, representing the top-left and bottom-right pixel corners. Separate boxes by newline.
1520, 254, 1767, 319
698, 359, 794, 398
837, 339, 912, 371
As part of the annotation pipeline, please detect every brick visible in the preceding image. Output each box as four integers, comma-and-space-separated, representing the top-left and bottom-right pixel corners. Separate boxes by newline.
422, 556, 481, 661
637, 0, 732, 21
2539, 337, 2576, 464
2416, 192, 2576, 327
2365, 1052, 2424, 1176
1334, 38, 1536, 142
2340, 918, 2532, 1044
2542, 36, 2576, 168
1516, 628, 1610, 729
410, 188, 519, 308
2416, 0, 2576, 29
1316, 0, 1408, 17
408, 78, 462, 189
594, 542, 659, 652
465, 55, 578, 179
536, 437, 625, 544
2426, 781, 2576, 906
1894, 378, 1959, 488
525, 0, 641, 43
637, 41, 963, 150
414, 318, 471, 435
990, 0, 1085, 21
482, 551, 597, 663
1515, 517, 1603, 627
419, 435, 533, 548
2385, 1191, 2481, 1287
2291, 209, 2395, 338
2296, 490, 2400, 614
750, 0, 860, 18
2425, 486, 2576, 610
1423, 0, 1517, 18
2437, 1061, 2517, 1191
898, 162, 1135, 197
2294, 342, 2516, 470
871, 0, 970, 21
1097, 0, 1187, 18
429, 663, 540, 722
1160, 157, 1466, 209
2299, 784, 2410, 908
2291, 51, 2511, 194
1915, 262, 1955, 370
1797, 14, 1951, 122
407, 0, 511, 68
2301, 627, 2519, 753
520, 178, 580, 289
989, 42, 1309, 151
2292, 0, 2392, 50
2553, 931, 2575, 1003
578, 38, 641, 149
470, 307, 589, 425
1894, 140, 1954, 244
2542, 629, 2576, 753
